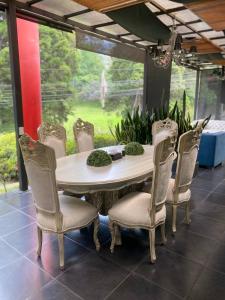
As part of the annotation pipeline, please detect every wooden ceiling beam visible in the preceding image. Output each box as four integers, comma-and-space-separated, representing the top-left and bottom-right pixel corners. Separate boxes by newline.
186, 0, 225, 31
72, 0, 145, 13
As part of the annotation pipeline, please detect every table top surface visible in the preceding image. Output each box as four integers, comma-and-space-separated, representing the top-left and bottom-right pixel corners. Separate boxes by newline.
56, 145, 154, 189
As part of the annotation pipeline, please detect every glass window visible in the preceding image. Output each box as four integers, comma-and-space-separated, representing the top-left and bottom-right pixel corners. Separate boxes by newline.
170, 63, 197, 119
39, 26, 144, 152
0, 11, 18, 194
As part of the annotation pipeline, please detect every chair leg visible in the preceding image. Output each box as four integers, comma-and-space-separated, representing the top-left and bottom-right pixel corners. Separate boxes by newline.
93, 218, 100, 252
160, 223, 167, 245
57, 233, 64, 270
115, 225, 122, 246
149, 228, 156, 263
37, 226, 43, 257
185, 201, 191, 225
109, 220, 116, 253
172, 205, 177, 233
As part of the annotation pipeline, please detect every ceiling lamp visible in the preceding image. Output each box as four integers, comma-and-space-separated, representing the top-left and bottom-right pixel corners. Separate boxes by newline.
213, 66, 225, 81
150, 21, 198, 69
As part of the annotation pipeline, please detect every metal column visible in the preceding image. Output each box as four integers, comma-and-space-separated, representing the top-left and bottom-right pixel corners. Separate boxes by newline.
7, 0, 28, 191
194, 69, 201, 120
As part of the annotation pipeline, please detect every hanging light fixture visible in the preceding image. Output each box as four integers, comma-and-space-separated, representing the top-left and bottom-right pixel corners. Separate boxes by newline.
150, 19, 198, 68
213, 66, 225, 81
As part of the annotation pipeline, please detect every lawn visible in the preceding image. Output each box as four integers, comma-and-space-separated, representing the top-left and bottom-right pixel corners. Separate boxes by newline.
64, 100, 122, 140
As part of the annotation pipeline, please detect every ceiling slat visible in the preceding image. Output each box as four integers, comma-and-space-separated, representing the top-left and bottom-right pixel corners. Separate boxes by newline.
186, 0, 225, 31
72, 0, 145, 13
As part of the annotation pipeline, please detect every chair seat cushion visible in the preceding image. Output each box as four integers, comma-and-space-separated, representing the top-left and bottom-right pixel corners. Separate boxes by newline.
37, 193, 98, 232
108, 192, 166, 228
166, 179, 191, 204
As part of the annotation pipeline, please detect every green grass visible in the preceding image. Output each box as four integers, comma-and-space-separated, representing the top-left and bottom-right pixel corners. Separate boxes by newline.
0, 182, 19, 194
64, 101, 122, 140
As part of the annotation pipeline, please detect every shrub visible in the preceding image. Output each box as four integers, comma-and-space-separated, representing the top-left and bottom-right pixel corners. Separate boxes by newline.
66, 133, 116, 155
125, 142, 144, 155
87, 150, 112, 167
0, 132, 18, 191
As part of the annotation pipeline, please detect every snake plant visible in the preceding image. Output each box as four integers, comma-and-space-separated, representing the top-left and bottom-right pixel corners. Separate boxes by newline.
111, 91, 210, 145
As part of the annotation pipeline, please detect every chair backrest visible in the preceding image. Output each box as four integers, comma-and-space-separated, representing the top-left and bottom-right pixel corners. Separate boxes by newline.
38, 123, 66, 159
19, 135, 61, 218
152, 118, 178, 145
173, 129, 201, 196
73, 118, 94, 152
150, 136, 176, 224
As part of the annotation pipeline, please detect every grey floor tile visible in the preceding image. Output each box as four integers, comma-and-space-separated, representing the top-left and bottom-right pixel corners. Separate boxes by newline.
30, 280, 81, 300
18, 203, 36, 219
188, 268, 225, 300
135, 247, 203, 298
65, 223, 111, 250
194, 201, 225, 223
107, 274, 181, 300
0, 257, 52, 300
26, 235, 89, 277
177, 212, 225, 241
99, 228, 149, 271
0, 201, 16, 217
6, 191, 33, 208
0, 210, 34, 237
205, 192, 225, 207
3, 223, 54, 255
0, 239, 22, 268
165, 229, 219, 265
206, 243, 225, 274
57, 252, 129, 300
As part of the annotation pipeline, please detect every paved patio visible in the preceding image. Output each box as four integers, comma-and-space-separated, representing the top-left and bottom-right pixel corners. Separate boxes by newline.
0, 165, 225, 300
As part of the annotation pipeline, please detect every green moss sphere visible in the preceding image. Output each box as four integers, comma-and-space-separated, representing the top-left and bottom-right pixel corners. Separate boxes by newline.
125, 142, 144, 156
87, 150, 112, 167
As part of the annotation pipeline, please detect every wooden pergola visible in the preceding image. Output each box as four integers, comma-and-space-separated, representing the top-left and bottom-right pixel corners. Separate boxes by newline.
2, 0, 225, 190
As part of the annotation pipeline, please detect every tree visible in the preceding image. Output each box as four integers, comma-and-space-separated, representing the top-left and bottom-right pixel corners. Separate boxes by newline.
106, 58, 144, 114
40, 26, 77, 123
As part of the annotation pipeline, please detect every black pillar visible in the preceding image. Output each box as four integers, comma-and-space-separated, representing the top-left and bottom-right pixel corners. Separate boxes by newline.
143, 50, 172, 112
7, 0, 28, 191
194, 69, 201, 120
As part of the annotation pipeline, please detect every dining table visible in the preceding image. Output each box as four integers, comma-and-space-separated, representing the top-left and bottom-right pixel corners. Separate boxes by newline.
56, 145, 154, 215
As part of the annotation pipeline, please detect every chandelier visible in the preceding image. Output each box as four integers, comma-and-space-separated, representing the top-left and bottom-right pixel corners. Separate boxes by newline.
212, 66, 225, 81
150, 22, 198, 69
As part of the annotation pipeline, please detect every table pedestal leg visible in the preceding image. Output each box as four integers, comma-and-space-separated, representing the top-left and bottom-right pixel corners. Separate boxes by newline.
115, 225, 122, 246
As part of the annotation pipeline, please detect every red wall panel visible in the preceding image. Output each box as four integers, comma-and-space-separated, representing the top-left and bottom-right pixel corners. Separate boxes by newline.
17, 18, 42, 140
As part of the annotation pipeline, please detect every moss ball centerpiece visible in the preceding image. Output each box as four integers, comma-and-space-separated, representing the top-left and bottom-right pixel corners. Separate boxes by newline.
125, 142, 144, 155
87, 150, 112, 167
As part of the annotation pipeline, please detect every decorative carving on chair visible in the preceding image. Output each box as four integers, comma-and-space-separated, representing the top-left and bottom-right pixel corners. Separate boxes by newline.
19, 134, 56, 169
19, 134, 100, 270
108, 135, 176, 263
167, 128, 201, 233
152, 118, 178, 145
38, 123, 66, 143
73, 118, 94, 152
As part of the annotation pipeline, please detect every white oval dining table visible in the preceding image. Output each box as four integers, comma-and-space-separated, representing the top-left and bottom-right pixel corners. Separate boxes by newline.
56, 145, 154, 214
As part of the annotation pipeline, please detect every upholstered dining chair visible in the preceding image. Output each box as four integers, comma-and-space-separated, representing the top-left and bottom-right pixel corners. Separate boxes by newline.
73, 118, 94, 153
166, 129, 201, 233
38, 123, 66, 159
108, 136, 176, 263
152, 118, 178, 145
19, 135, 100, 270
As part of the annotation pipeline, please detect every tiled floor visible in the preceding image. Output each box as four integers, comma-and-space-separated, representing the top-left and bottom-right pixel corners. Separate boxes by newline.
0, 165, 225, 300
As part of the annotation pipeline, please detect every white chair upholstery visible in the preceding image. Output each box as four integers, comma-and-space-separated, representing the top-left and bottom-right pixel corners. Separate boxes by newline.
19, 135, 100, 270
109, 192, 166, 228
73, 118, 94, 153
38, 123, 66, 159
166, 179, 191, 204
166, 129, 201, 233
108, 136, 176, 263
152, 118, 178, 145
